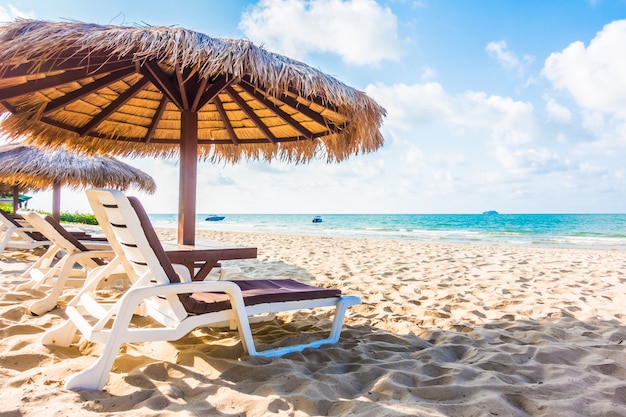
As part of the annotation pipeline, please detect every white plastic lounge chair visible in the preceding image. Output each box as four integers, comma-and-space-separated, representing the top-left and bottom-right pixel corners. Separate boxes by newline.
16, 211, 126, 315
0, 210, 50, 255
42, 189, 361, 391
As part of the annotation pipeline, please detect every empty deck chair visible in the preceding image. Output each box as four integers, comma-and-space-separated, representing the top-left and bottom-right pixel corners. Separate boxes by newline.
0, 210, 50, 255
42, 189, 361, 391
17, 211, 126, 315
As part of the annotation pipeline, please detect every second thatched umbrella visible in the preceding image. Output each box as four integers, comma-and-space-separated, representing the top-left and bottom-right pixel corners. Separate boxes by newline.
0, 20, 386, 244
0, 143, 156, 220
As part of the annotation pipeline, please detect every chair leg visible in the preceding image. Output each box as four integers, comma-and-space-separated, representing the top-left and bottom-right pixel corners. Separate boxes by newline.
20, 244, 59, 279
28, 254, 78, 315
29, 294, 60, 316
250, 296, 361, 358
326, 295, 361, 344
64, 338, 124, 391
16, 262, 60, 292
41, 319, 78, 347
0, 229, 14, 256
16, 245, 63, 290
64, 289, 139, 391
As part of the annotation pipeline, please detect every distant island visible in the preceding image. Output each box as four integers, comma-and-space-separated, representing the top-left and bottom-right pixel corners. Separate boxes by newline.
482, 210, 499, 215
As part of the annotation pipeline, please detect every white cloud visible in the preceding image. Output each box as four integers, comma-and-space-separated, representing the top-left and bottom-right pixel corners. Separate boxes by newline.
365, 82, 450, 129
494, 147, 572, 176
428, 152, 466, 167
0, 4, 33, 21
486, 40, 518, 68
402, 144, 424, 164
544, 95, 572, 123
239, 0, 401, 65
366, 81, 535, 145
486, 40, 534, 77
543, 19, 626, 118
419, 65, 436, 81
580, 110, 605, 133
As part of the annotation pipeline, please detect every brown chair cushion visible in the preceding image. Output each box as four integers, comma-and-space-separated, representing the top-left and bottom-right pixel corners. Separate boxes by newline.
185, 279, 342, 315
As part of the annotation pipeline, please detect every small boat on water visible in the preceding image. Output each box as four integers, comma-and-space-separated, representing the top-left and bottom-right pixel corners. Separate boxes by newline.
205, 215, 225, 221
312, 215, 323, 223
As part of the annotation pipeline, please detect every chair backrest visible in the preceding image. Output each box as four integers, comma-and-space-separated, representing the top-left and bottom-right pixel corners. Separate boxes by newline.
0, 210, 48, 241
19, 211, 106, 266
86, 189, 188, 322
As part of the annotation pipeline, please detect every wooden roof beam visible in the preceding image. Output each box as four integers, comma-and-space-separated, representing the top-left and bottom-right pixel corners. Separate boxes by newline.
43, 67, 137, 115
238, 82, 314, 140
140, 61, 184, 110
286, 86, 340, 113
225, 85, 277, 144
175, 64, 190, 110
143, 96, 168, 143
0, 100, 16, 113
213, 96, 239, 145
0, 61, 135, 101
39, 116, 81, 134
189, 76, 208, 112
241, 75, 340, 114
78, 77, 149, 136
0, 56, 134, 78
268, 89, 343, 133
194, 74, 236, 111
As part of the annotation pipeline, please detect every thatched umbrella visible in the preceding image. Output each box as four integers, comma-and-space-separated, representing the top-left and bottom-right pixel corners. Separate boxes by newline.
0, 143, 156, 220
0, 19, 386, 244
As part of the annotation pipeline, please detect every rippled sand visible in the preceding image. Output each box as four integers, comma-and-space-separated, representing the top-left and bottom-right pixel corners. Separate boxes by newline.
1, 229, 625, 416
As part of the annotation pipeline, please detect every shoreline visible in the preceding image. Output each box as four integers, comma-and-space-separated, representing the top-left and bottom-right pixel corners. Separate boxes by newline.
1, 228, 625, 416
148, 212, 626, 251
156, 226, 626, 253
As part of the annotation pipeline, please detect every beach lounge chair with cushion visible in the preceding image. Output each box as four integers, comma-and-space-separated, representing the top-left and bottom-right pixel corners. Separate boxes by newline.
16, 211, 126, 315
0, 210, 51, 256
42, 188, 361, 391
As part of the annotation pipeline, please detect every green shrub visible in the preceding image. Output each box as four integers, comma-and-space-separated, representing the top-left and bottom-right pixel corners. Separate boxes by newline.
0, 206, 98, 225
58, 212, 98, 225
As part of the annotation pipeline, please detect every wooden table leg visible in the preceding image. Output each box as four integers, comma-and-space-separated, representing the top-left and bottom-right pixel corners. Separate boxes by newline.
191, 256, 221, 281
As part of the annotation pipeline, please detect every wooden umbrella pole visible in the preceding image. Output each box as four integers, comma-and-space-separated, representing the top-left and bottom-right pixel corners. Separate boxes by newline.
178, 110, 198, 245
52, 180, 61, 221
12, 185, 19, 214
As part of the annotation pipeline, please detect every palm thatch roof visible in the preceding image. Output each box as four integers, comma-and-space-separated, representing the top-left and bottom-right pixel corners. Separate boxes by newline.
0, 143, 156, 193
0, 19, 385, 163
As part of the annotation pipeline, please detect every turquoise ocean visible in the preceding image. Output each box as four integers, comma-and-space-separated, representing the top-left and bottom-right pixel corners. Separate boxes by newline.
148, 213, 626, 251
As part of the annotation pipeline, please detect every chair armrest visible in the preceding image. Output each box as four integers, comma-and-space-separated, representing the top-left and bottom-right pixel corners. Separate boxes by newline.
65, 250, 116, 262
125, 280, 245, 308
172, 263, 193, 283
81, 242, 112, 250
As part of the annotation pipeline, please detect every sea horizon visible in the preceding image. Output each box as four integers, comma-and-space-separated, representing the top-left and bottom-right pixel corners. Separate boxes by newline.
148, 212, 626, 251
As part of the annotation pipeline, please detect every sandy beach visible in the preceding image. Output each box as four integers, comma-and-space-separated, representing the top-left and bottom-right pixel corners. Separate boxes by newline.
1, 228, 625, 416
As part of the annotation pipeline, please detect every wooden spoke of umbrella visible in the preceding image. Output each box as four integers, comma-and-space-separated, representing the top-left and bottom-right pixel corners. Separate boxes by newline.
237, 81, 314, 140
0, 61, 135, 101
144, 96, 169, 143
213, 95, 238, 146
43, 67, 138, 115
224, 84, 277, 144
78, 77, 151, 136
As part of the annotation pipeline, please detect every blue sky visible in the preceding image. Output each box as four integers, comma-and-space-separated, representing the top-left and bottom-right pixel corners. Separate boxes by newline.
2, 0, 626, 214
